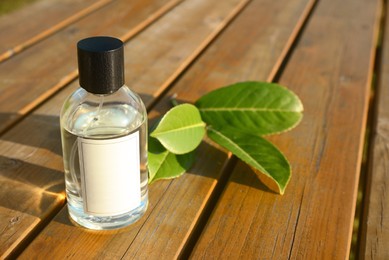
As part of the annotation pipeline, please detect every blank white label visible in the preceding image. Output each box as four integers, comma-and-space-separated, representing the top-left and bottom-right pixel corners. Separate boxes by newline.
78, 132, 141, 216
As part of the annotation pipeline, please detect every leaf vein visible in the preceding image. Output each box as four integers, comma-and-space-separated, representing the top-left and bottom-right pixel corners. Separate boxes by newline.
209, 128, 264, 172
151, 151, 170, 181
152, 122, 205, 136
200, 108, 301, 112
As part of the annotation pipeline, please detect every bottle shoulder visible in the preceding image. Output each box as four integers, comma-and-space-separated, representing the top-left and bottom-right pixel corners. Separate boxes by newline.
60, 86, 147, 137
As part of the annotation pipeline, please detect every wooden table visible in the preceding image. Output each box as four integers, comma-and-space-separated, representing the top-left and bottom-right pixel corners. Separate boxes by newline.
0, 0, 386, 258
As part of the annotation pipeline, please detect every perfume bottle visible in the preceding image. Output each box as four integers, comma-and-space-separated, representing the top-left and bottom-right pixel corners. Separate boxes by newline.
60, 36, 148, 230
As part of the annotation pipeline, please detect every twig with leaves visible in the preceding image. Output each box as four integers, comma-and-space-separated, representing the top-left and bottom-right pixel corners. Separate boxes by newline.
148, 81, 303, 194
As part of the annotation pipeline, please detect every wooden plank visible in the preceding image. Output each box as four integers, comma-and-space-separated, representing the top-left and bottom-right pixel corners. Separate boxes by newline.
359, 0, 389, 258
0, 0, 113, 63
191, 0, 381, 258
0, 206, 40, 259
0, 0, 181, 135
0, 0, 250, 257
18, 0, 314, 258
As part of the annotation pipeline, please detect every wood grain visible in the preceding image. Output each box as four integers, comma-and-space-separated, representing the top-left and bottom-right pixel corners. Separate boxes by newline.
0, 0, 250, 257
359, 0, 389, 258
17, 0, 314, 258
0, 0, 113, 62
190, 0, 381, 258
0, 206, 40, 259
0, 0, 181, 135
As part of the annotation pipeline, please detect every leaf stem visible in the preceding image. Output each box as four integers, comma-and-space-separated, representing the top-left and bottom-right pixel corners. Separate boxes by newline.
170, 93, 179, 107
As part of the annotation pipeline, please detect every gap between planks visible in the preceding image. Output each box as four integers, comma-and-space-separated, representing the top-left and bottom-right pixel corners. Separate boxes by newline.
347, 0, 383, 257
358, 0, 389, 258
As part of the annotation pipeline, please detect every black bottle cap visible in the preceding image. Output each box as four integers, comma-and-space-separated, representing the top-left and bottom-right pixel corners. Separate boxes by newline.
77, 36, 125, 94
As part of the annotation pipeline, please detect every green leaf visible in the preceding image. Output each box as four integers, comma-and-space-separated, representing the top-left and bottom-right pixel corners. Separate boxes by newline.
151, 104, 206, 154
148, 136, 194, 184
207, 126, 291, 194
195, 81, 303, 135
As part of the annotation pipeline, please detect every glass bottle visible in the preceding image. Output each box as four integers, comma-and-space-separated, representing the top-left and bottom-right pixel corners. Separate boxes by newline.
60, 36, 148, 230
